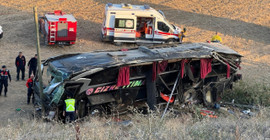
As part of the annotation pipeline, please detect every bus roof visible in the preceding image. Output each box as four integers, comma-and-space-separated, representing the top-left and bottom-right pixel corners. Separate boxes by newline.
44, 43, 241, 77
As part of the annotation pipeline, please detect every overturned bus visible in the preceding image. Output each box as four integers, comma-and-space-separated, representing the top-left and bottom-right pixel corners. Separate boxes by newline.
33, 43, 242, 119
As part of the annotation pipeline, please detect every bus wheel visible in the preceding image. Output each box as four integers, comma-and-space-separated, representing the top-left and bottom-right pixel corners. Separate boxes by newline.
203, 87, 218, 106
89, 106, 103, 117
182, 88, 197, 104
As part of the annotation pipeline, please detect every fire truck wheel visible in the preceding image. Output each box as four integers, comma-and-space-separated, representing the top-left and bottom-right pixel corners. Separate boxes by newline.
44, 35, 48, 46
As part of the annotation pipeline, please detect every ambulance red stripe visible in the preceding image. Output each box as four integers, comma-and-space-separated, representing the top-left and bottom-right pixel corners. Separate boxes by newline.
155, 31, 178, 37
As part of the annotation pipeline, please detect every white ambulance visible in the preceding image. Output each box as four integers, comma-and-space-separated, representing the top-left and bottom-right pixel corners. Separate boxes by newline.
101, 3, 185, 45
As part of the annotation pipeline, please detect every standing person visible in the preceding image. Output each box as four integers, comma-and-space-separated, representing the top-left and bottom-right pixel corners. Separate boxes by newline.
15, 52, 26, 81
0, 65, 11, 97
63, 94, 77, 123
211, 31, 222, 43
0, 25, 3, 39
27, 54, 37, 78
26, 74, 34, 104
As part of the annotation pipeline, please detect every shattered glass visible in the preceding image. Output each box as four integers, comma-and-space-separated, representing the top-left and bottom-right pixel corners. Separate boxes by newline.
43, 64, 69, 104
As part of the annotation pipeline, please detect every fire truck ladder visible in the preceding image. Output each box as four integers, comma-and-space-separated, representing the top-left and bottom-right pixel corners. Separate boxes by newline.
49, 23, 56, 42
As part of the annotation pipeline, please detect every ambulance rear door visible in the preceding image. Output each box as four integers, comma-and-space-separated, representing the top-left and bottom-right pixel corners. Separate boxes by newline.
114, 15, 136, 42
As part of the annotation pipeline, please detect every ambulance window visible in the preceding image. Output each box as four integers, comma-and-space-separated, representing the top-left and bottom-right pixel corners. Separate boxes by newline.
158, 22, 169, 32
115, 19, 134, 29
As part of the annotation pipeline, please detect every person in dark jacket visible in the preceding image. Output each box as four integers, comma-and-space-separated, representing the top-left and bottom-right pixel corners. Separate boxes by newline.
0, 25, 3, 39
27, 54, 37, 78
26, 74, 34, 104
0, 65, 11, 97
15, 52, 26, 81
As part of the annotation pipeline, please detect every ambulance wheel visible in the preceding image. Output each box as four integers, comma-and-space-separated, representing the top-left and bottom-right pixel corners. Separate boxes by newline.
166, 38, 176, 44
114, 42, 122, 46
100, 32, 105, 42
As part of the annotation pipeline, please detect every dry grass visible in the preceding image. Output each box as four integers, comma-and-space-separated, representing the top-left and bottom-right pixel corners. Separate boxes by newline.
0, 81, 270, 140
223, 81, 270, 106
1, 106, 270, 140
1, 80, 269, 140
0, 80, 269, 139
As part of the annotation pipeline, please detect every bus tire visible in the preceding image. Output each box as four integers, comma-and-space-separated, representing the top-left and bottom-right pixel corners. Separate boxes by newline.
202, 87, 218, 106
182, 88, 197, 104
89, 105, 103, 117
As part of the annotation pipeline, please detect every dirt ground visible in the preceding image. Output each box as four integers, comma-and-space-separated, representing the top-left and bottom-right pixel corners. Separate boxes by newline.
0, 0, 269, 124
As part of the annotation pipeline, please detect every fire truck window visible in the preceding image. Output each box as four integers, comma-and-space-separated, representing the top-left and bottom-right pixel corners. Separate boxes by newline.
158, 22, 169, 32
115, 19, 134, 29
58, 22, 68, 37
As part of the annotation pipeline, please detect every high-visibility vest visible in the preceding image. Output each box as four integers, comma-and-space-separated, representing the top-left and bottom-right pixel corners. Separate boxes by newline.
211, 35, 222, 43
65, 99, 75, 112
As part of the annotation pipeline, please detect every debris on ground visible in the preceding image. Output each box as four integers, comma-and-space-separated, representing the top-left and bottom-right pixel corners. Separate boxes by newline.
106, 118, 133, 127
47, 111, 56, 120
16, 108, 25, 112
223, 102, 260, 110
242, 109, 256, 116
214, 103, 220, 109
200, 109, 218, 118
228, 110, 235, 115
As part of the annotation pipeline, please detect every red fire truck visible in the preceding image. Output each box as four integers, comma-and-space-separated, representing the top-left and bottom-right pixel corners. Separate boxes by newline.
39, 10, 77, 45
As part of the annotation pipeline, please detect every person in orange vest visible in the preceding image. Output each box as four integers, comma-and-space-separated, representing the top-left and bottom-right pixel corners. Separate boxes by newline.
26, 74, 34, 104
0, 65, 11, 97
